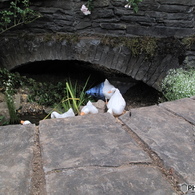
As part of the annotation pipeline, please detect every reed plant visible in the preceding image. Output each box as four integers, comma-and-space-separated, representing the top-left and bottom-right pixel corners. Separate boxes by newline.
44, 77, 91, 119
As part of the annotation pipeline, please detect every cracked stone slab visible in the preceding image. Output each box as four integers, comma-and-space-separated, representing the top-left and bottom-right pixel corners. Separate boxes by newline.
120, 105, 195, 183
160, 98, 195, 125
39, 113, 151, 173
45, 165, 177, 195
0, 124, 35, 194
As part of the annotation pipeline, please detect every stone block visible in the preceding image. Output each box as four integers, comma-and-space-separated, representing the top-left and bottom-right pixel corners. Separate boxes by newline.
159, 98, 195, 125
39, 113, 151, 172
0, 124, 35, 194
46, 166, 177, 195
120, 105, 195, 183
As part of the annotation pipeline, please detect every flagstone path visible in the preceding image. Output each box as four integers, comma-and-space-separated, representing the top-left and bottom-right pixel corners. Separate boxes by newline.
0, 97, 194, 195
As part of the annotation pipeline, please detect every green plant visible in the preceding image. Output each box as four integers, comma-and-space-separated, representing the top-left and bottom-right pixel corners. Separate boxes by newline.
86, 0, 94, 11
0, 68, 35, 93
3, 77, 19, 124
0, 115, 9, 126
162, 68, 195, 101
0, 68, 92, 122
0, 0, 41, 34
28, 81, 68, 106
125, 0, 143, 13
66, 77, 90, 114
0, 68, 90, 108
43, 78, 91, 119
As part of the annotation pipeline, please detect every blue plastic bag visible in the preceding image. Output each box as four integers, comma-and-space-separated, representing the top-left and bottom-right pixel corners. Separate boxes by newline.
85, 82, 104, 100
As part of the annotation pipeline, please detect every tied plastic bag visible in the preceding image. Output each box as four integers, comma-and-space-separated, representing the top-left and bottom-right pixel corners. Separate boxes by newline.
107, 88, 126, 116
80, 101, 98, 115
51, 108, 75, 118
85, 82, 104, 100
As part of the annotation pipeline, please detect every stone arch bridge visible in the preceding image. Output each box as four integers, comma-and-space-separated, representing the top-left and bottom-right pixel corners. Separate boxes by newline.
0, 34, 185, 91
0, 0, 195, 90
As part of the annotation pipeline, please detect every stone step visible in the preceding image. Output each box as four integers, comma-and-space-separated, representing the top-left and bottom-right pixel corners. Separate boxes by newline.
120, 98, 195, 184
0, 97, 194, 194
0, 124, 35, 194
39, 113, 177, 194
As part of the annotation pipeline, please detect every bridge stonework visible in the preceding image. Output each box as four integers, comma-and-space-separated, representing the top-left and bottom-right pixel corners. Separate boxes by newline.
0, 0, 195, 90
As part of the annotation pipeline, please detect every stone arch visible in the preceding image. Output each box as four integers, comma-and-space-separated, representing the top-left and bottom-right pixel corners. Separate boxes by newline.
0, 35, 180, 91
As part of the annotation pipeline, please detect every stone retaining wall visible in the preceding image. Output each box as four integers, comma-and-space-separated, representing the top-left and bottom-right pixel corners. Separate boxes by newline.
0, 34, 185, 90
1, 0, 195, 37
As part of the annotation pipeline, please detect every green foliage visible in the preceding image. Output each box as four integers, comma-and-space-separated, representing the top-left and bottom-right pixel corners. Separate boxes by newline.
1, 71, 19, 124
44, 78, 91, 119
126, 0, 143, 13
66, 78, 90, 114
0, 68, 92, 121
0, 0, 41, 34
0, 68, 66, 106
5, 91, 19, 124
162, 68, 195, 101
0, 68, 35, 94
0, 115, 9, 126
86, 0, 94, 11
28, 81, 68, 106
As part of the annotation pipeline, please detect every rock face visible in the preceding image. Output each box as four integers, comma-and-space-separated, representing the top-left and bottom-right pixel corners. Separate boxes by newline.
0, 0, 194, 90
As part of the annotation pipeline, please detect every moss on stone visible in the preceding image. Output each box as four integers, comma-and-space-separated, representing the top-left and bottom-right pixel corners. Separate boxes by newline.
7, 32, 190, 60
100, 35, 158, 59
37, 33, 159, 58
182, 35, 195, 49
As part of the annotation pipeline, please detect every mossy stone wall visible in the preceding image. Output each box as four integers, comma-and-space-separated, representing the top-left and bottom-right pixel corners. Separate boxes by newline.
0, 0, 195, 91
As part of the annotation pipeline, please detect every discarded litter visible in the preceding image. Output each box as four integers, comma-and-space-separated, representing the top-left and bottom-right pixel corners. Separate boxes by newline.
86, 79, 115, 101
85, 82, 104, 100
20, 120, 31, 125
103, 79, 115, 102
51, 108, 75, 118
80, 101, 98, 115
86, 78, 133, 101
107, 88, 126, 116
49, 79, 126, 119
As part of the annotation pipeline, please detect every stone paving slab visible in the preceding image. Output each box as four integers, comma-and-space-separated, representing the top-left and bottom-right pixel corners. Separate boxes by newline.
159, 98, 195, 125
46, 165, 177, 195
120, 105, 195, 183
39, 113, 151, 173
0, 124, 35, 195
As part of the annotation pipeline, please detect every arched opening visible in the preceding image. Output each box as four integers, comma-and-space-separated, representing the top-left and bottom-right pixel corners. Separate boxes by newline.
11, 60, 161, 106
9, 60, 162, 124
11, 60, 107, 86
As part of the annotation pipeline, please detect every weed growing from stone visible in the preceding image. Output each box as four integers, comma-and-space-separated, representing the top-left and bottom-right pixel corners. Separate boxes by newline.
47, 78, 91, 118
3, 76, 19, 124
125, 0, 143, 13
162, 68, 195, 101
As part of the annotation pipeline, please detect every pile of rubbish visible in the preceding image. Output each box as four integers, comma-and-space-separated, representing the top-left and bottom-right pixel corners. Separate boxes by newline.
21, 79, 127, 125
